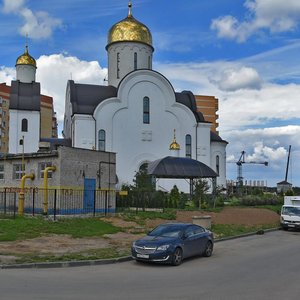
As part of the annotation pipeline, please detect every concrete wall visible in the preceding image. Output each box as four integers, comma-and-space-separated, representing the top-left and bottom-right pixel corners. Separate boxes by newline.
0, 146, 116, 190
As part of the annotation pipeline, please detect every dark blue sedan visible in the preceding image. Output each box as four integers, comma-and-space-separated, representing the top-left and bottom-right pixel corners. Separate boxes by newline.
131, 222, 214, 266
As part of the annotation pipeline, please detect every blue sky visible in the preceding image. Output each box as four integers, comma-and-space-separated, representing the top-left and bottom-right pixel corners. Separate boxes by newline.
1, 0, 300, 187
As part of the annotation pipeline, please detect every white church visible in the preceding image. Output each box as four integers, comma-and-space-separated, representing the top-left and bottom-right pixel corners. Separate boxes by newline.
62, 3, 228, 191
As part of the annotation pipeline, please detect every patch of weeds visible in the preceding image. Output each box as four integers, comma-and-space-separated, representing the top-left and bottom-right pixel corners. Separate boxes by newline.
15, 247, 131, 264
212, 223, 279, 239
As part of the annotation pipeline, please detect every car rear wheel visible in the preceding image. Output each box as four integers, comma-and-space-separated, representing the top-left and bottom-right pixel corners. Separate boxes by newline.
203, 241, 213, 257
172, 247, 183, 266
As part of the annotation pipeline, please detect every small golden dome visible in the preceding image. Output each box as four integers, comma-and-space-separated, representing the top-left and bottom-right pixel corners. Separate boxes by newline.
169, 129, 180, 150
16, 45, 36, 67
107, 2, 152, 48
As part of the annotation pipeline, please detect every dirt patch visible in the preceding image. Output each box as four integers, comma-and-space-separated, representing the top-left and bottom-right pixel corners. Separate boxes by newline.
0, 207, 279, 264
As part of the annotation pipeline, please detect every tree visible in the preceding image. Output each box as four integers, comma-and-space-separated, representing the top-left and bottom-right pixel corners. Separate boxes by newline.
132, 164, 154, 192
192, 179, 209, 209
169, 185, 180, 208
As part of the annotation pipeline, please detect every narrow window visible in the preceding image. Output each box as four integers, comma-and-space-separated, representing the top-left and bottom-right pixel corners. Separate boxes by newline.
98, 129, 106, 151
216, 155, 220, 175
39, 162, 53, 179
143, 97, 150, 124
148, 56, 151, 69
21, 118, 28, 132
185, 134, 192, 158
117, 53, 120, 79
0, 164, 4, 180
134, 52, 137, 70
13, 164, 24, 180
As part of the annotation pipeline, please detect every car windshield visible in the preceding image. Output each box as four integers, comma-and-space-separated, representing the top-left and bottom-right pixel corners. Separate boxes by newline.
148, 225, 183, 238
282, 206, 300, 216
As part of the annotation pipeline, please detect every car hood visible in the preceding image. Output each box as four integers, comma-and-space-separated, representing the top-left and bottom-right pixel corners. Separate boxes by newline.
134, 235, 179, 247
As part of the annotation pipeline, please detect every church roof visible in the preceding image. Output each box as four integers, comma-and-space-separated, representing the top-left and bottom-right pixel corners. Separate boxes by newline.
10, 80, 41, 111
107, 2, 152, 48
69, 80, 207, 125
175, 90, 206, 123
16, 45, 36, 68
148, 156, 218, 179
210, 131, 228, 144
68, 80, 117, 114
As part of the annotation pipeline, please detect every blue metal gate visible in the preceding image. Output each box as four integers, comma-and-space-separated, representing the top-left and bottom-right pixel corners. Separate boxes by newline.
84, 178, 96, 212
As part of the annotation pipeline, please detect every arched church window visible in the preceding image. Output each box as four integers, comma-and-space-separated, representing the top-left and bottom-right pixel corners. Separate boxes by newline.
134, 52, 137, 70
216, 155, 220, 175
98, 129, 106, 151
117, 53, 120, 79
21, 118, 28, 132
185, 134, 192, 158
143, 97, 150, 124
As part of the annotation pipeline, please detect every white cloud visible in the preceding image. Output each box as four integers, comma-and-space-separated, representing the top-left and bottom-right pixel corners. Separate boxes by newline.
1, 0, 61, 39
19, 8, 62, 39
211, 0, 300, 42
214, 67, 262, 91
2, 0, 24, 13
0, 66, 15, 83
36, 54, 107, 124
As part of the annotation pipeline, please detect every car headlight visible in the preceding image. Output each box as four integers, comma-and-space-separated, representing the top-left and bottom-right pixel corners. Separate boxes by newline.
157, 245, 170, 251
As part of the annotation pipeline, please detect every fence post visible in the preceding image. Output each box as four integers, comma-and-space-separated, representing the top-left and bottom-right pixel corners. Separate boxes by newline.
4, 188, 6, 215
105, 191, 108, 216
32, 188, 35, 216
54, 189, 57, 221
93, 189, 96, 217
13, 192, 16, 219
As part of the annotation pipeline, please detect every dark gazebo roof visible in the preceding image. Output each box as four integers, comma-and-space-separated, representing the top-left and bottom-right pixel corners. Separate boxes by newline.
147, 156, 218, 179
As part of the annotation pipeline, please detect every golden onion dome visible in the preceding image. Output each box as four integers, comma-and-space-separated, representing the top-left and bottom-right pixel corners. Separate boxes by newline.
16, 45, 36, 67
107, 2, 152, 48
169, 130, 180, 150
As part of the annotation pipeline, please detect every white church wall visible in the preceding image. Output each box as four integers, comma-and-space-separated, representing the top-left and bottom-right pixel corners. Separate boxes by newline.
62, 83, 73, 139
16, 65, 36, 83
195, 123, 211, 166
9, 110, 40, 154
211, 141, 227, 188
72, 114, 95, 149
94, 70, 202, 188
107, 42, 153, 87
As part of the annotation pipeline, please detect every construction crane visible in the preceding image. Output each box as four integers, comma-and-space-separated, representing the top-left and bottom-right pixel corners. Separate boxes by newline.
236, 151, 268, 192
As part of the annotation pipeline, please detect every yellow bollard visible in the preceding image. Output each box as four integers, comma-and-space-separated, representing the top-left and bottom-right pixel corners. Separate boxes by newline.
18, 174, 35, 216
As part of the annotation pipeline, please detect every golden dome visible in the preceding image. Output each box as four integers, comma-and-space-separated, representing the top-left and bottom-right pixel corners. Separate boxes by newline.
169, 130, 180, 150
107, 2, 152, 48
16, 45, 36, 67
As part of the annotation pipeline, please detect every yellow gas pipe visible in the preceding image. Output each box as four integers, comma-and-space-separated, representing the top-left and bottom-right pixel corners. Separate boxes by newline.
43, 166, 56, 214
18, 173, 35, 216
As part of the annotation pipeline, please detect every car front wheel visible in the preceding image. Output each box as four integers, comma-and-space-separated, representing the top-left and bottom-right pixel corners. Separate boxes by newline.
203, 241, 213, 257
171, 247, 183, 266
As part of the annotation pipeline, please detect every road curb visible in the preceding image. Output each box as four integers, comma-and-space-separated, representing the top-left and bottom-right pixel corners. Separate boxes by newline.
0, 228, 280, 269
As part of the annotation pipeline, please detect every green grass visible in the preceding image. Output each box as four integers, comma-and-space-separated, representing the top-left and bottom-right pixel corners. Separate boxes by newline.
0, 216, 121, 242
212, 223, 279, 239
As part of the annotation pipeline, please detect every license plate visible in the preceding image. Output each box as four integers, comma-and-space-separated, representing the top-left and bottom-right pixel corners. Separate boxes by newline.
288, 224, 295, 227
137, 254, 149, 259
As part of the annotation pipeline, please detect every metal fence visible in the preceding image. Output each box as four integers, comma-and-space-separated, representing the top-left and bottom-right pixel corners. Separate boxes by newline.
0, 188, 116, 219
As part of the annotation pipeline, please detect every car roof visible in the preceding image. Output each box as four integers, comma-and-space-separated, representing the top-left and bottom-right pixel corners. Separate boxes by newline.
158, 222, 194, 228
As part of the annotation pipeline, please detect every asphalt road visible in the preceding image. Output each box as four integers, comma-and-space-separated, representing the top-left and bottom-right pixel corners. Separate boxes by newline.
0, 230, 299, 300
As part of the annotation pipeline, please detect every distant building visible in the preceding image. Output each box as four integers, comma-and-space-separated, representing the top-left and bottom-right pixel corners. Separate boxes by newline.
277, 180, 292, 194
195, 95, 219, 134
0, 45, 57, 155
